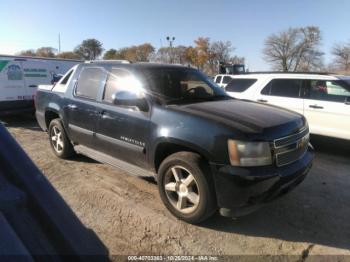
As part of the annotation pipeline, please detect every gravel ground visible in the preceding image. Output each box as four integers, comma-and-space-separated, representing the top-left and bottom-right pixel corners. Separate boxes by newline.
2, 115, 350, 259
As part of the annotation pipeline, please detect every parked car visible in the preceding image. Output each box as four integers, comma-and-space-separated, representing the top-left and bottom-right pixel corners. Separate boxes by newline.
35, 62, 313, 223
0, 55, 81, 115
213, 74, 234, 88
225, 73, 350, 141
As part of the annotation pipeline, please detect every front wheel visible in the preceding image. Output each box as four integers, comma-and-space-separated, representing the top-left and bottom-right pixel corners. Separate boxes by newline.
48, 118, 75, 159
157, 152, 217, 224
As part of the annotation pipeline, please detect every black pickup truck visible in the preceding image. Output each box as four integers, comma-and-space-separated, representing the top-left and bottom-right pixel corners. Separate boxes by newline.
35, 61, 314, 223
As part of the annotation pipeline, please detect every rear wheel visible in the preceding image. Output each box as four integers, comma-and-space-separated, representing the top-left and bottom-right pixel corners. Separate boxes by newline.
158, 152, 217, 224
48, 118, 75, 159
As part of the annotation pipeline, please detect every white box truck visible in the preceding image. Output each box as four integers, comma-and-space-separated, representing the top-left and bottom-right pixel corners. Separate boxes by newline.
0, 55, 81, 114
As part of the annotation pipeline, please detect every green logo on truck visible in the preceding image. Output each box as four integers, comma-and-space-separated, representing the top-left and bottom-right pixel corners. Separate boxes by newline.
0, 60, 10, 72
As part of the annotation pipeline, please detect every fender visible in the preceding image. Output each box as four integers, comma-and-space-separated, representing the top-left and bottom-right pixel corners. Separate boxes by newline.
151, 136, 214, 170
43, 103, 63, 130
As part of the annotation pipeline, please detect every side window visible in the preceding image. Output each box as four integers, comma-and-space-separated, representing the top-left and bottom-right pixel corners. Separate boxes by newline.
60, 70, 73, 85
226, 79, 257, 92
52, 70, 73, 92
75, 67, 106, 100
103, 68, 136, 103
261, 79, 302, 98
222, 76, 232, 84
215, 76, 222, 83
308, 80, 350, 102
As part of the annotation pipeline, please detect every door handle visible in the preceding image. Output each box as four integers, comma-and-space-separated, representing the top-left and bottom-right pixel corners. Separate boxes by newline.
29, 85, 38, 88
257, 99, 268, 103
99, 110, 113, 119
309, 105, 324, 109
67, 104, 77, 110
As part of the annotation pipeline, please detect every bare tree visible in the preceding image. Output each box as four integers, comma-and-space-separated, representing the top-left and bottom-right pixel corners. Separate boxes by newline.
332, 42, 350, 72
172, 46, 189, 64
228, 55, 245, 65
153, 38, 245, 75
263, 26, 324, 72
134, 43, 155, 62
152, 45, 189, 64
151, 47, 172, 63
18, 49, 37, 57
298, 50, 325, 72
210, 41, 234, 63
56, 51, 81, 60
36, 47, 57, 58
103, 43, 155, 62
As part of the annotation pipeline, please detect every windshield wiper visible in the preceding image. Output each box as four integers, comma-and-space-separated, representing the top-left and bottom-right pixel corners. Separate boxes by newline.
166, 97, 208, 105
166, 95, 232, 105
207, 95, 233, 101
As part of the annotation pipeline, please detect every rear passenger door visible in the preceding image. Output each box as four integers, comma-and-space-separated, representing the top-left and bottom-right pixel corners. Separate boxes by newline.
66, 67, 107, 147
94, 67, 150, 168
303, 79, 350, 139
256, 78, 304, 115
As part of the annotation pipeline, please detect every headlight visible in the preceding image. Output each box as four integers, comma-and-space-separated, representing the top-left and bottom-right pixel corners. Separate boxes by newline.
228, 140, 272, 167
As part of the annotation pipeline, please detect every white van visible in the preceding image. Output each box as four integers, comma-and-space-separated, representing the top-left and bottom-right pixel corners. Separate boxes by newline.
0, 55, 81, 114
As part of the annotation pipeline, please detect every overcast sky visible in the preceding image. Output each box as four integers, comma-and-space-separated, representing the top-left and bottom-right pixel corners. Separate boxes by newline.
1, 0, 349, 70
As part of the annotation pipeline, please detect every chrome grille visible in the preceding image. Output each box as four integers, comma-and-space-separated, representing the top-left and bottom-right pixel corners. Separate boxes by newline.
274, 127, 309, 148
274, 128, 309, 167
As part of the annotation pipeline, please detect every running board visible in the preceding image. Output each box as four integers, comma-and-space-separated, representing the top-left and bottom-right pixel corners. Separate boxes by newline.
74, 145, 155, 178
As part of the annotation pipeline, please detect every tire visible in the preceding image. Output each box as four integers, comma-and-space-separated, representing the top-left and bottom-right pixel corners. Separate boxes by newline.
158, 152, 217, 224
48, 118, 75, 159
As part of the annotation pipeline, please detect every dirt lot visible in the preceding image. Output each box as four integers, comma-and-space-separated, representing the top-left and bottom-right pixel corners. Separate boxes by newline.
2, 115, 350, 258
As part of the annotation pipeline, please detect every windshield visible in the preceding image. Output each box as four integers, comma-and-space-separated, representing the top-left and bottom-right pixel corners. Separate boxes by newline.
140, 68, 229, 104
340, 77, 350, 87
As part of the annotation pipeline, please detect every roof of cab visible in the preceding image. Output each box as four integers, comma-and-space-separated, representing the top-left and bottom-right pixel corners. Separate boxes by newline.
84, 61, 191, 70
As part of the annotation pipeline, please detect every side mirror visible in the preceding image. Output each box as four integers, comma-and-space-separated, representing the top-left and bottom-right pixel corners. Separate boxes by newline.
112, 91, 148, 111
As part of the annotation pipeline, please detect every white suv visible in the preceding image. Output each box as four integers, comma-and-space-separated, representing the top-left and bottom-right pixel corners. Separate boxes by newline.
225, 73, 350, 140
213, 74, 234, 88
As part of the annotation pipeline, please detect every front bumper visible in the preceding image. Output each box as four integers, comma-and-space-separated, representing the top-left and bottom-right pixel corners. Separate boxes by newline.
210, 146, 314, 217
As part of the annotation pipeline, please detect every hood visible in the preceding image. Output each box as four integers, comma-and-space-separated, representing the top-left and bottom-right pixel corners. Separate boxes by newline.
170, 99, 306, 140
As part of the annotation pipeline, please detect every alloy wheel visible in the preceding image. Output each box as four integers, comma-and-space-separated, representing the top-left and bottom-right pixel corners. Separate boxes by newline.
163, 166, 200, 214
51, 126, 64, 153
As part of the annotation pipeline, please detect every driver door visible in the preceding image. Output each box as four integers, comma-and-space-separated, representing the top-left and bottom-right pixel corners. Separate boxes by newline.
95, 67, 150, 168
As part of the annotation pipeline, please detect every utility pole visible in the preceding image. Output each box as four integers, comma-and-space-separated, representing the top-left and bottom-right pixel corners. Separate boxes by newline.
58, 33, 61, 54
166, 36, 175, 63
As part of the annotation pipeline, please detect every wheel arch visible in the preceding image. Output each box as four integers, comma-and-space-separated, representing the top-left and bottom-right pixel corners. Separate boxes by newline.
44, 109, 60, 130
152, 138, 213, 173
